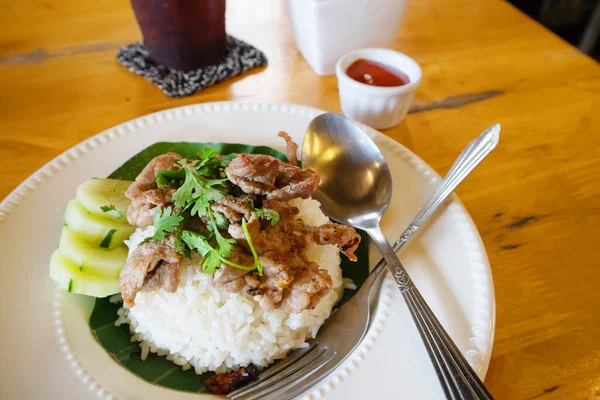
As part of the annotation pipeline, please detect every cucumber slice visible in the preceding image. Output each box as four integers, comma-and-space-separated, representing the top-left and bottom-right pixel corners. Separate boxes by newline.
76, 178, 133, 222
49, 250, 120, 297
64, 199, 134, 248
59, 226, 128, 279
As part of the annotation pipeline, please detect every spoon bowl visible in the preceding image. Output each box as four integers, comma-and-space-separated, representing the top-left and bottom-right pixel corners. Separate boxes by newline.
302, 113, 392, 229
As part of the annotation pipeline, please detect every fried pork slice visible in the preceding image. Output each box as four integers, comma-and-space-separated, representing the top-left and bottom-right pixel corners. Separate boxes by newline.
225, 154, 319, 201
279, 262, 333, 313
125, 152, 182, 199
249, 251, 302, 310
119, 235, 181, 307
228, 205, 360, 262
124, 152, 182, 227
211, 247, 255, 293
126, 187, 177, 227
141, 261, 180, 293
304, 222, 361, 261
278, 131, 298, 165
261, 198, 300, 221
223, 201, 357, 312
228, 213, 306, 255
249, 253, 332, 314
210, 194, 254, 224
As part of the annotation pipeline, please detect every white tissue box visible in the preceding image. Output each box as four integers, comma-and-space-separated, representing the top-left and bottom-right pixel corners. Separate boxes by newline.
286, 0, 407, 76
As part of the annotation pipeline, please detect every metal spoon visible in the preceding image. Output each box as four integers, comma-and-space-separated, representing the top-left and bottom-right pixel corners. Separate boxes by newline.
229, 117, 499, 400
302, 113, 497, 399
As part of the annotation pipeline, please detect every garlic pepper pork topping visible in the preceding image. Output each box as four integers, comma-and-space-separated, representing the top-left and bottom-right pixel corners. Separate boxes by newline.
225, 153, 319, 201
120, 133, 361, 313
251, 253, 333, 314
211, 247, 256, 293
125, 152, 182, 227
210, 194, 255, 224
127, 187, 177, 227
279, 262, 333, 313
228, 202, 360, 261
119, 235, 181, 307
277, 131, 298, 166
125, 152, 182, 199
303, 223, 361, 262
225, 200, 359, 312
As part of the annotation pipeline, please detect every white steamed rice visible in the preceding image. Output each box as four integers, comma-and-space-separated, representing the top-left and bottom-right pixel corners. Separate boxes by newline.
115, 198, 348, 374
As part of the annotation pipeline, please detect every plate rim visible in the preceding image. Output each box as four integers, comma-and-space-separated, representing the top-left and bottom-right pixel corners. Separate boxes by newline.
0, 100, 495, 399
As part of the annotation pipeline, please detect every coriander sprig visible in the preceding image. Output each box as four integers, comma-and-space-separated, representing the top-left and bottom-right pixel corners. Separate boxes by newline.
172, 162, 227, 210
248, 199, 280, 226
253, 207, 280, 226
180, 217, 262, 276
151, 149, 263, 275
207, 208, 236, 258
152, 206, 183, 241
242, 218, 263, 275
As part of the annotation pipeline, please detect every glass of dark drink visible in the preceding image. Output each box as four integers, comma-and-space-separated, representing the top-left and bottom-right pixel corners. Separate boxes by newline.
130, 0, 227, 71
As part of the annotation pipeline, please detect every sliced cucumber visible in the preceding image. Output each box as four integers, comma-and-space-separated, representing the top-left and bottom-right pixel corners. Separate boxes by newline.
59, 226, 128, 279
49, 250, 120, 297
64, 199, 134, 248
76, 178, 133, 222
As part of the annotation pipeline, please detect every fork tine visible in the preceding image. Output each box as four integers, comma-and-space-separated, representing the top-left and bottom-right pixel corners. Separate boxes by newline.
236, 347, 336, 400
228, 343, 322, 399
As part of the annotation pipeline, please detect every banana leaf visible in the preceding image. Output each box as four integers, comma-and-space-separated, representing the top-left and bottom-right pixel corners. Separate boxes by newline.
89, 142, 370, 393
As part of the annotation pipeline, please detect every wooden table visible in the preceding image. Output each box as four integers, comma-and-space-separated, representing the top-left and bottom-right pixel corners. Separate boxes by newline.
2, 0, 599, 398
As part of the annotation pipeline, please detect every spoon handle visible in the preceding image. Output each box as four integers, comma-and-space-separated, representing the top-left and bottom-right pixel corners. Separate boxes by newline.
368, 123, 500, 280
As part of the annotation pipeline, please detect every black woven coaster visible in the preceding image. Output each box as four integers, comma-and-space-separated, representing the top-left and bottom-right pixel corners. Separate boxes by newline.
117, 35, 267, 98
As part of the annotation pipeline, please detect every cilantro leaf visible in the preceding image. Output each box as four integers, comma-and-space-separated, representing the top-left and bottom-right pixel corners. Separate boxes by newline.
188, 178, 227, 217
152, 206, 184, 241
100, 205, 123, 219
213, 211, 227, 227
195, 148, 234, 177
208, 208, 236, 258
202, 252, 222, 274
172, 163, 205, 208
195, 148, 222, 177
180, 230, 221, 274
172, 162, 227, 214
189, 196, 210, 218
180, 230, 212, 256
241, 218, 263, 276
156, 169, 185, 187
253, 208, 280, 226
174, 233, 191, 258
181, 213, 259, 275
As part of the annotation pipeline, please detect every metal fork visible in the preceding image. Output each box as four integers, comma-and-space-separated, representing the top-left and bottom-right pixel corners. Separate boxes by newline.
228, 125, 500, 400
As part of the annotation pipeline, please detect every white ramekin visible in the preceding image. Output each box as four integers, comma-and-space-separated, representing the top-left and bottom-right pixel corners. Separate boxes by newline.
336, 48, 422, 130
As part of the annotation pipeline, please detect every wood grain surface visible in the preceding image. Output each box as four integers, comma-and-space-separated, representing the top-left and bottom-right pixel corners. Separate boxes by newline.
1, 0, 599, 398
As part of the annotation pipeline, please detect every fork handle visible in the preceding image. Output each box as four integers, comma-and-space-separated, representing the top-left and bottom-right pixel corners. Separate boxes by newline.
402, 282, 494, 399
365, 226, 494, 399
368, 123, 500, 282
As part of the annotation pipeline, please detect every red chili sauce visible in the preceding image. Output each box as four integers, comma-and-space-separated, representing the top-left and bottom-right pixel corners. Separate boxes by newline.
346, 58, 409, 87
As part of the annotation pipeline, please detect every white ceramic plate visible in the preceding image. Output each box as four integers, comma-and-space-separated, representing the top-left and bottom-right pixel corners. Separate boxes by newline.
0, 102, 494, 400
